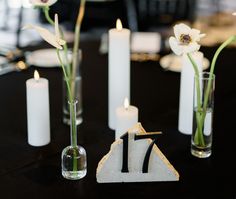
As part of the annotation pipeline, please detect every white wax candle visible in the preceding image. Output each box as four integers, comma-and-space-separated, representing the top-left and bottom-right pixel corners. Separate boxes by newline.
26, 70, 50, 146
108, 19, 131, 130
115, 98, 138, 140
178, 51, 203, 135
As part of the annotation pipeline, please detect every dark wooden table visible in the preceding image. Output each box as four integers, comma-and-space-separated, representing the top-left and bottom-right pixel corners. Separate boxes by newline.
0, 39, 235, 199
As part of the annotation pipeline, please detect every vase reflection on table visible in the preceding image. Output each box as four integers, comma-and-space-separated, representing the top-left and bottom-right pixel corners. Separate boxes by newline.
191, 72, 215, 158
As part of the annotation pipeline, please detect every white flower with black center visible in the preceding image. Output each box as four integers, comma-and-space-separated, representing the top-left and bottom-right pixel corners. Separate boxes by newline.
169, 23, 205, 55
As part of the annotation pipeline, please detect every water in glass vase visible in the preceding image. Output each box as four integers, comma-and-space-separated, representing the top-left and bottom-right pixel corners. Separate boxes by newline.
62, 145, 87, 180
191, 107, 213, 158
61, 100, 87, 180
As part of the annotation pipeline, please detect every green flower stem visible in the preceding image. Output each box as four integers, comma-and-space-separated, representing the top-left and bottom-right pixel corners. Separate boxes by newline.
56, 49, 77, 147
187, 35, 236, 147
72, 0, 86, 83
203, 36, 236, 111
56, 49, 72, 102
43, 7, 71, 78
187, 54, 200, 108
195, 36, 236, 141
43, 6, 54, 25
187, 53, 205, 146
57, 49, 77, 171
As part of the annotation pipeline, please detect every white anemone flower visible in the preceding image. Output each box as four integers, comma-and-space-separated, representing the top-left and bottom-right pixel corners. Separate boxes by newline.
169, 23, 205, 55
22, 14, 65, 49
30, 0, 57, 6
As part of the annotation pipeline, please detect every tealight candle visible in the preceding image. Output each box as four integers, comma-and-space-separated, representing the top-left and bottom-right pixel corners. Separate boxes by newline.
115, 98, 138, 140
26, 70, 50, 146
108, 19, 131, 130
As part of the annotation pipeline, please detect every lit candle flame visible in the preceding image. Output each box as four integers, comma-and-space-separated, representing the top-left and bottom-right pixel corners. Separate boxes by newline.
34, 70, 40, 81
116, 18, 122, 31
124, 97, 129, 110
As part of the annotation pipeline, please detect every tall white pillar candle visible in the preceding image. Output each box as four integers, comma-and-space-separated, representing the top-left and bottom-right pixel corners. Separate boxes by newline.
178, 51, 203, 135
115, 98, 138, 140
108, 19, 130, 130
26, 70, 50, 146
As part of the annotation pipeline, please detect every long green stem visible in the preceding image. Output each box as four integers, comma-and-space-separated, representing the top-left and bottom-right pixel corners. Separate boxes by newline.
203, 36, 236, 110
187, 54, 201, 109
193, 36, 236, 143
187, 36, 236, 147
57, 49, 77, 171
56, 50, 72, 100
57, 49, 77, 145
187, 53, 205, 146
72, 0, 86, 83
43, 6, 54, 25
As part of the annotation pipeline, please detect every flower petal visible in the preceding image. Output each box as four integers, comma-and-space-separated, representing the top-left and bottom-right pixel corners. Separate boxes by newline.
190, 29, 200, 41
190, 29, 205, 42
182, 42, 200, 54
199, 34, 206, 38
169, 37, 184, 55
174, 23, 191, 40
54, 14, 66, 46
22, 24, 62, 49
54, 14, 60, 40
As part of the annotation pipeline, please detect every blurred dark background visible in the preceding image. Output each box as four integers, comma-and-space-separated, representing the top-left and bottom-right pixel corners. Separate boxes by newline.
40, 0, 197, 32
2, 0, 236, 47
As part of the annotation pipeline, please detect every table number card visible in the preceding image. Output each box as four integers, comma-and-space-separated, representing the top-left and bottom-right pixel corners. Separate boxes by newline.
96, 123, 179, 183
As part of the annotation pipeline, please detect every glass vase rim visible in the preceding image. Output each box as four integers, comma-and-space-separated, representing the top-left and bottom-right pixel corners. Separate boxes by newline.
194, 72, 215, 80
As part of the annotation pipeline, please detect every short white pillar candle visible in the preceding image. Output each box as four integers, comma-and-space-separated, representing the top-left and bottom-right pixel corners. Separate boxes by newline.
115, 98, 138, 140
26, 70, 50, 146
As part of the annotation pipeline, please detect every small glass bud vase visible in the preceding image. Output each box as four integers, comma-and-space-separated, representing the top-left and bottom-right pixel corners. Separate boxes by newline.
61, 100, 87, 180
191, 72, 215, 158
63, 49, 83, 125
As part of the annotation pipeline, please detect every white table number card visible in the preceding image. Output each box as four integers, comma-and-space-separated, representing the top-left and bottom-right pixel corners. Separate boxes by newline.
96, 123, 179, 183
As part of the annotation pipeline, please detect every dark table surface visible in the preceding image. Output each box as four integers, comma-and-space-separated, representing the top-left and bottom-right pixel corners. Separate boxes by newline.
0, 39, 235, 199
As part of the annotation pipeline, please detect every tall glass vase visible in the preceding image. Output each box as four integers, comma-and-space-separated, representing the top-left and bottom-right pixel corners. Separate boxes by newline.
61, 100, 87, 180
191, 72, 215, 158
63, 49, 83, 125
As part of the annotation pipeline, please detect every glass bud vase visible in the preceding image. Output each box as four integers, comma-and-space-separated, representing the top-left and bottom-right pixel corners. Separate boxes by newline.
191, 72, 215, 158
63, 49, 83, 125
61, 100, 87, 180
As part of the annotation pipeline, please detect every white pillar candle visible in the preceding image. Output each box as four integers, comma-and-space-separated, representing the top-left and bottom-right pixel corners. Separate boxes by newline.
26, 70, 50, 146
178, 51, 203, 135
115, 98, 138, 140
108, 19, 130, 130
